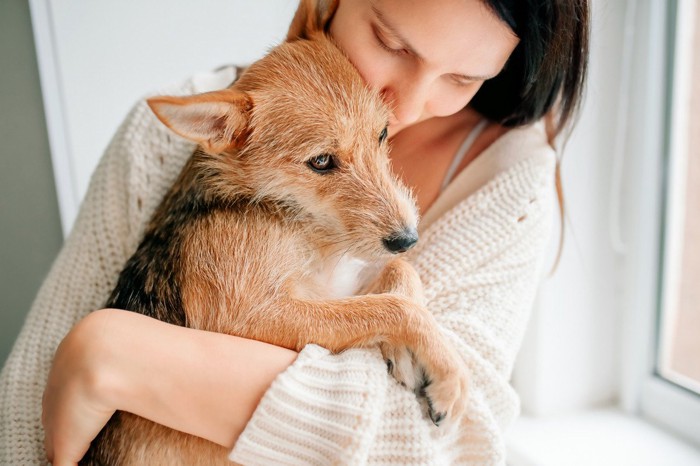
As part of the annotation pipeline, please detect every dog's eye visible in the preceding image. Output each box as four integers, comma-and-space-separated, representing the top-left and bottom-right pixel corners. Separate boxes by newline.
379, 126, 388, 145
307, 154, 337, 173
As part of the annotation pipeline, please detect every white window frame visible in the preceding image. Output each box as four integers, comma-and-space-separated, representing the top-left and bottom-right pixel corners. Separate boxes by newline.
620, 0, 700, 448
29, 0, 77, 238
656, 0, 699, 396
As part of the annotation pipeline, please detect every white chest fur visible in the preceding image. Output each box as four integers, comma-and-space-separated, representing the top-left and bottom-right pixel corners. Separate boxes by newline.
315, 255, 371, 299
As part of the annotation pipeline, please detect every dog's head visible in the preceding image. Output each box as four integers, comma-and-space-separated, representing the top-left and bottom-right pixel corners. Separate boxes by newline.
148, 29, 418, 260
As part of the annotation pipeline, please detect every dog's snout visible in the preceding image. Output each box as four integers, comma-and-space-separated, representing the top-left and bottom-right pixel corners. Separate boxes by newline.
382, 227, 419, 254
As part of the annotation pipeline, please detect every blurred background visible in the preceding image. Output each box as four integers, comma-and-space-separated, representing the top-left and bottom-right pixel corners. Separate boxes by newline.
0, 0, 698, 464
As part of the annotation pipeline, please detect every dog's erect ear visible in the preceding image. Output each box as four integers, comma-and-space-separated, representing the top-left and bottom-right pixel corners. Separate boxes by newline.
286, 0, 339, 41
147, 89, 252, 154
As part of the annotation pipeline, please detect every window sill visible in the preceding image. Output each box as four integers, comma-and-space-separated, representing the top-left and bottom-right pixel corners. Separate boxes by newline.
506, 408, 700, 466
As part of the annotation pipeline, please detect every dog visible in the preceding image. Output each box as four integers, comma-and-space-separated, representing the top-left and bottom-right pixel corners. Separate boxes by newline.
80, 4, 468, 465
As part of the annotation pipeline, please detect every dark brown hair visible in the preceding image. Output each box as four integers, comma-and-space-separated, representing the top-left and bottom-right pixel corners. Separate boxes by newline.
471, 0, 590, 138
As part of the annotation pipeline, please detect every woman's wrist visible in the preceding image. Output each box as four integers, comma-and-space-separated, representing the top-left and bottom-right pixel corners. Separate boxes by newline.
42, 309, 125, 464
56, 309, 122, 413
70, 309, 148, 414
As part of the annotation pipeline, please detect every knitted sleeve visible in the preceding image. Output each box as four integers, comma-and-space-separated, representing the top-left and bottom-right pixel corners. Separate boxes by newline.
229, 145, 556, 465
0, 78, 199, 465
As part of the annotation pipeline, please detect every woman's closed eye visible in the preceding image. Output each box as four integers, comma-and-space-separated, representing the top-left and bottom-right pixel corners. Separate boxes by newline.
372, 25, 408, 56
449, 75, 477, 88
372, 24, 482, 90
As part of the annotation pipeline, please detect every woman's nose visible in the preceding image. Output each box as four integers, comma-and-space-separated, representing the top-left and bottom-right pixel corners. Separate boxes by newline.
381, 77, 430, 126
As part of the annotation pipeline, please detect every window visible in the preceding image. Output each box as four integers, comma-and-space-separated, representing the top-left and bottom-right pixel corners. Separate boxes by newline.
657, 0, 700, 397
631, 0, 700, 448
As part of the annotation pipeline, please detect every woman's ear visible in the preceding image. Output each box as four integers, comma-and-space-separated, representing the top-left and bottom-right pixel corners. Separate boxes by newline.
147, 88, 253, 154
286, 0, 339, 41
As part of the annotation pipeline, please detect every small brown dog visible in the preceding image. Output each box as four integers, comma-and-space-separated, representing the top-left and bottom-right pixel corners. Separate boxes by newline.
80, 2, 467, 465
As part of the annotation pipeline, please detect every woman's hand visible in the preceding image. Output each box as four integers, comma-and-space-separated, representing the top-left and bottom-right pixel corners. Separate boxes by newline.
42, 309, 121, 466
42, 308, 298, 465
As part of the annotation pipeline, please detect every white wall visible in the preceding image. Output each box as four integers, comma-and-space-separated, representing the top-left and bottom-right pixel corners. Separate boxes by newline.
31, 0, 298, 235
513, 0, 630, 415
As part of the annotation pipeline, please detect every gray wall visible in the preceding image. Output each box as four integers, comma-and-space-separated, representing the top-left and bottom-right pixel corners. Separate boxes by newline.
0, 0, 63, 366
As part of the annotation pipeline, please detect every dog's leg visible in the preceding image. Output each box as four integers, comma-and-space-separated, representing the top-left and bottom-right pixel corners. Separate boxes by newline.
244, 293, 468, 426
359, 258, 426, 390
368, 261, 467, 427
361, 257, 425, 304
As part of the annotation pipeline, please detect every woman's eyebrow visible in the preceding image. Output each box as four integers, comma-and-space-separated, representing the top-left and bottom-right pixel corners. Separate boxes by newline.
371, 5, 497, 82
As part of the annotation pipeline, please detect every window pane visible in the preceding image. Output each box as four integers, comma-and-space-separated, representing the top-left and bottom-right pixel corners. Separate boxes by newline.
658, 1, 700, 395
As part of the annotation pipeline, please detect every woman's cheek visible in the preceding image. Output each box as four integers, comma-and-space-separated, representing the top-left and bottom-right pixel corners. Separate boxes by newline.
347, 45, 398, 95
429, 83, 483, 117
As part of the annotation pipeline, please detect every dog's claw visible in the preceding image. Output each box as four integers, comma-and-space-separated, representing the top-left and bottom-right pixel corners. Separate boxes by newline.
417, 353, 470, 429
380, 345, 422, 390
430, 411, 446, 426
417, 374, 430, 397
425, 395, 446, 425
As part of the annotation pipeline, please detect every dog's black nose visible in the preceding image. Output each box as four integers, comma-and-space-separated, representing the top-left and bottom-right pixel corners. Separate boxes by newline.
383, 227, 419, 254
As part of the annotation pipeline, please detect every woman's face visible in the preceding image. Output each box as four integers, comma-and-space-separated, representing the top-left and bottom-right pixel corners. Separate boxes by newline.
329, 0, 519, 135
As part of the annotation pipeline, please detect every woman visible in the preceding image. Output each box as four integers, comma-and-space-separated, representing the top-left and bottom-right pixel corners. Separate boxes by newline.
0, 0, 588, 464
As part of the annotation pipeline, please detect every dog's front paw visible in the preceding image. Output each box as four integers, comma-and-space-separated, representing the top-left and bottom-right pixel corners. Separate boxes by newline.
380, 343, 422, 391
419, 355, 469, 428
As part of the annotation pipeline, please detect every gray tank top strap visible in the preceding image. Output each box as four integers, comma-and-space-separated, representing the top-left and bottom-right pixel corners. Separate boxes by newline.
440, 119, 489, 192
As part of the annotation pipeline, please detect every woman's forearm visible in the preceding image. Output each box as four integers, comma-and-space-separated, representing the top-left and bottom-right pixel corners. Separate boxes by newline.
84, 309, 298, 449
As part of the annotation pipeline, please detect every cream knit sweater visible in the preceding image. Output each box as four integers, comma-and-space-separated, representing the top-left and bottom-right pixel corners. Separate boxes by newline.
0, 67, 555, 466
